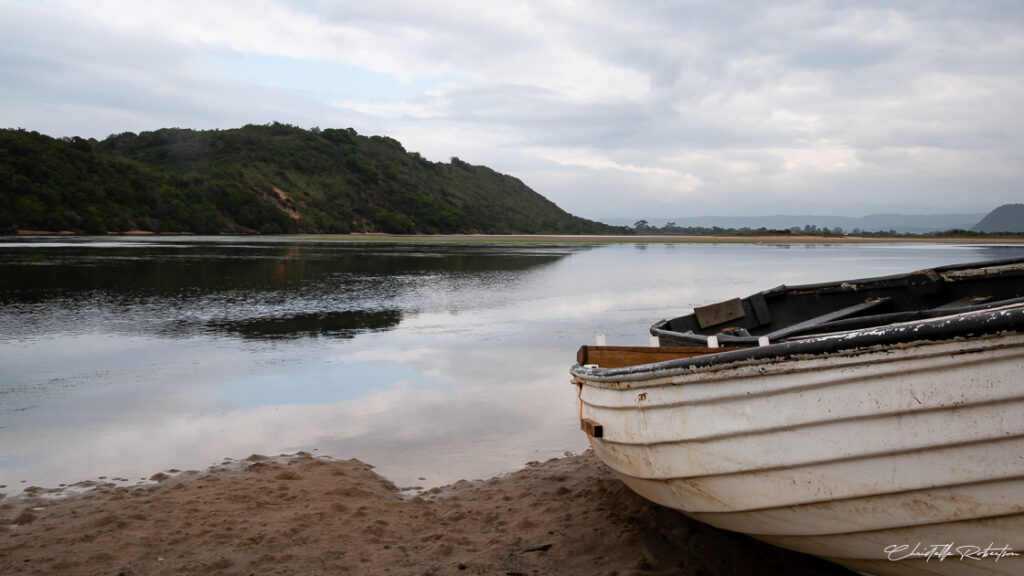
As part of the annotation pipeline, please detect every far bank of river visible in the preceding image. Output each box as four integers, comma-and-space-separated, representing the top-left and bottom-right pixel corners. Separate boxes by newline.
13, 230, 1024, 244
309, 233, 1024, 244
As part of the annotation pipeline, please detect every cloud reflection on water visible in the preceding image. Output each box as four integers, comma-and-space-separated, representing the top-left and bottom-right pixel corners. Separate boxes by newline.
4, 239, 1024, 491
1, 333, 586, 491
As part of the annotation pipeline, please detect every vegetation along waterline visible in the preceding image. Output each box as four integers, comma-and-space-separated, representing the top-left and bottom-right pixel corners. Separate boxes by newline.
295, 234, 1024, 244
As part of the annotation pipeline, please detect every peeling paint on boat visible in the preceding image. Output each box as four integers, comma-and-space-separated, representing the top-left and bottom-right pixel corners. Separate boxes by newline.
572, 259, 1024, 576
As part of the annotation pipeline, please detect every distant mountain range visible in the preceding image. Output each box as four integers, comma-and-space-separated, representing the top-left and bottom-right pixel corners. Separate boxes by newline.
601, 213, 989, 234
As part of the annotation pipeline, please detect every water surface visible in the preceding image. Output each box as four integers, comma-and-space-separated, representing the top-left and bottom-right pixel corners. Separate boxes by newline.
2, 237, 1022, 491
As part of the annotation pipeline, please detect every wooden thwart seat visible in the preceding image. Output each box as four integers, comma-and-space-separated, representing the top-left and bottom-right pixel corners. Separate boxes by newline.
764, 297, 891, 341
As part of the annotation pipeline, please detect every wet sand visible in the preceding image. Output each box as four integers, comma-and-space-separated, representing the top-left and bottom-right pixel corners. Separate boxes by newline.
0, 450, 852, 575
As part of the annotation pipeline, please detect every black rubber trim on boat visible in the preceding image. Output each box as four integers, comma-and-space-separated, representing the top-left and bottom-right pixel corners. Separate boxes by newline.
575, 305, 1024, 378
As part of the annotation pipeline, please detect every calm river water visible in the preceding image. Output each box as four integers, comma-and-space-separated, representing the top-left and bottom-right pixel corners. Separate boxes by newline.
2, 237, 1023, 492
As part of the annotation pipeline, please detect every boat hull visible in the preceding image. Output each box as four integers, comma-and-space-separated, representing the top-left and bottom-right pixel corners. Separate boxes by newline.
573, 331, 1024, 576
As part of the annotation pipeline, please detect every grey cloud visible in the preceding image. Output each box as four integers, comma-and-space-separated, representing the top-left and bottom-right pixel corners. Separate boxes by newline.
0, 3, 345, 137
2, 0, 1022, 218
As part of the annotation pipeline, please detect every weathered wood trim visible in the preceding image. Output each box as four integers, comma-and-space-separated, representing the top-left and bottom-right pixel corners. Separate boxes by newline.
580, 418, 603, 438
577, 345, 738, 369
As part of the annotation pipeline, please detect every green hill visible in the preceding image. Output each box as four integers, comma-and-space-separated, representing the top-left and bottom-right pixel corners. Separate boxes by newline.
0, 123, 624, 235
972, 204, 1024, 233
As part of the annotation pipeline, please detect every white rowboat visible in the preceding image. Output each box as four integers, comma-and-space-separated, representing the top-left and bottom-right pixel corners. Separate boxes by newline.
571, 258, 1024, 575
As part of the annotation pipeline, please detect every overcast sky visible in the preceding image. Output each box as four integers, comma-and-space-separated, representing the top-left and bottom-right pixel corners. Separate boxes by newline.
2, 1, 1022, 220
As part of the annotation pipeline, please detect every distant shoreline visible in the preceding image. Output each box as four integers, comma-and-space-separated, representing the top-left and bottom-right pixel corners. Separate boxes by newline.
10, 230, 1024, 244
312, 233, 1024, 244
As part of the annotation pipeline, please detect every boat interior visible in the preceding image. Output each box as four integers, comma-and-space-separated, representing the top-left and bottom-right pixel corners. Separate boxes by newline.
575, 257, 1024, 372
651, 257, 1024, 348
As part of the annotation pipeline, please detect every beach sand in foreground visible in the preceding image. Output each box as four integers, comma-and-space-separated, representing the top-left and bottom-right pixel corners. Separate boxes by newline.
0, 451, 853, 576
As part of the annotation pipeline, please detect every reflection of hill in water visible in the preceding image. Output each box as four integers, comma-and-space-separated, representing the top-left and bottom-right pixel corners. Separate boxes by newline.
0, 242, 576, 298
0, 240, 583, 341
205, 309, 402, 340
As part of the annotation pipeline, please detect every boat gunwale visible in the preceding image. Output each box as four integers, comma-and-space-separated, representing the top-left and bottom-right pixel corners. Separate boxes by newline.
572, 304, 1024, 381
578, 340, 1024, 407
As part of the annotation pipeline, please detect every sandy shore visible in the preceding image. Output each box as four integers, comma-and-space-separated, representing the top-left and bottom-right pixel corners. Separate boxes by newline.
0, 451, 853, 575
